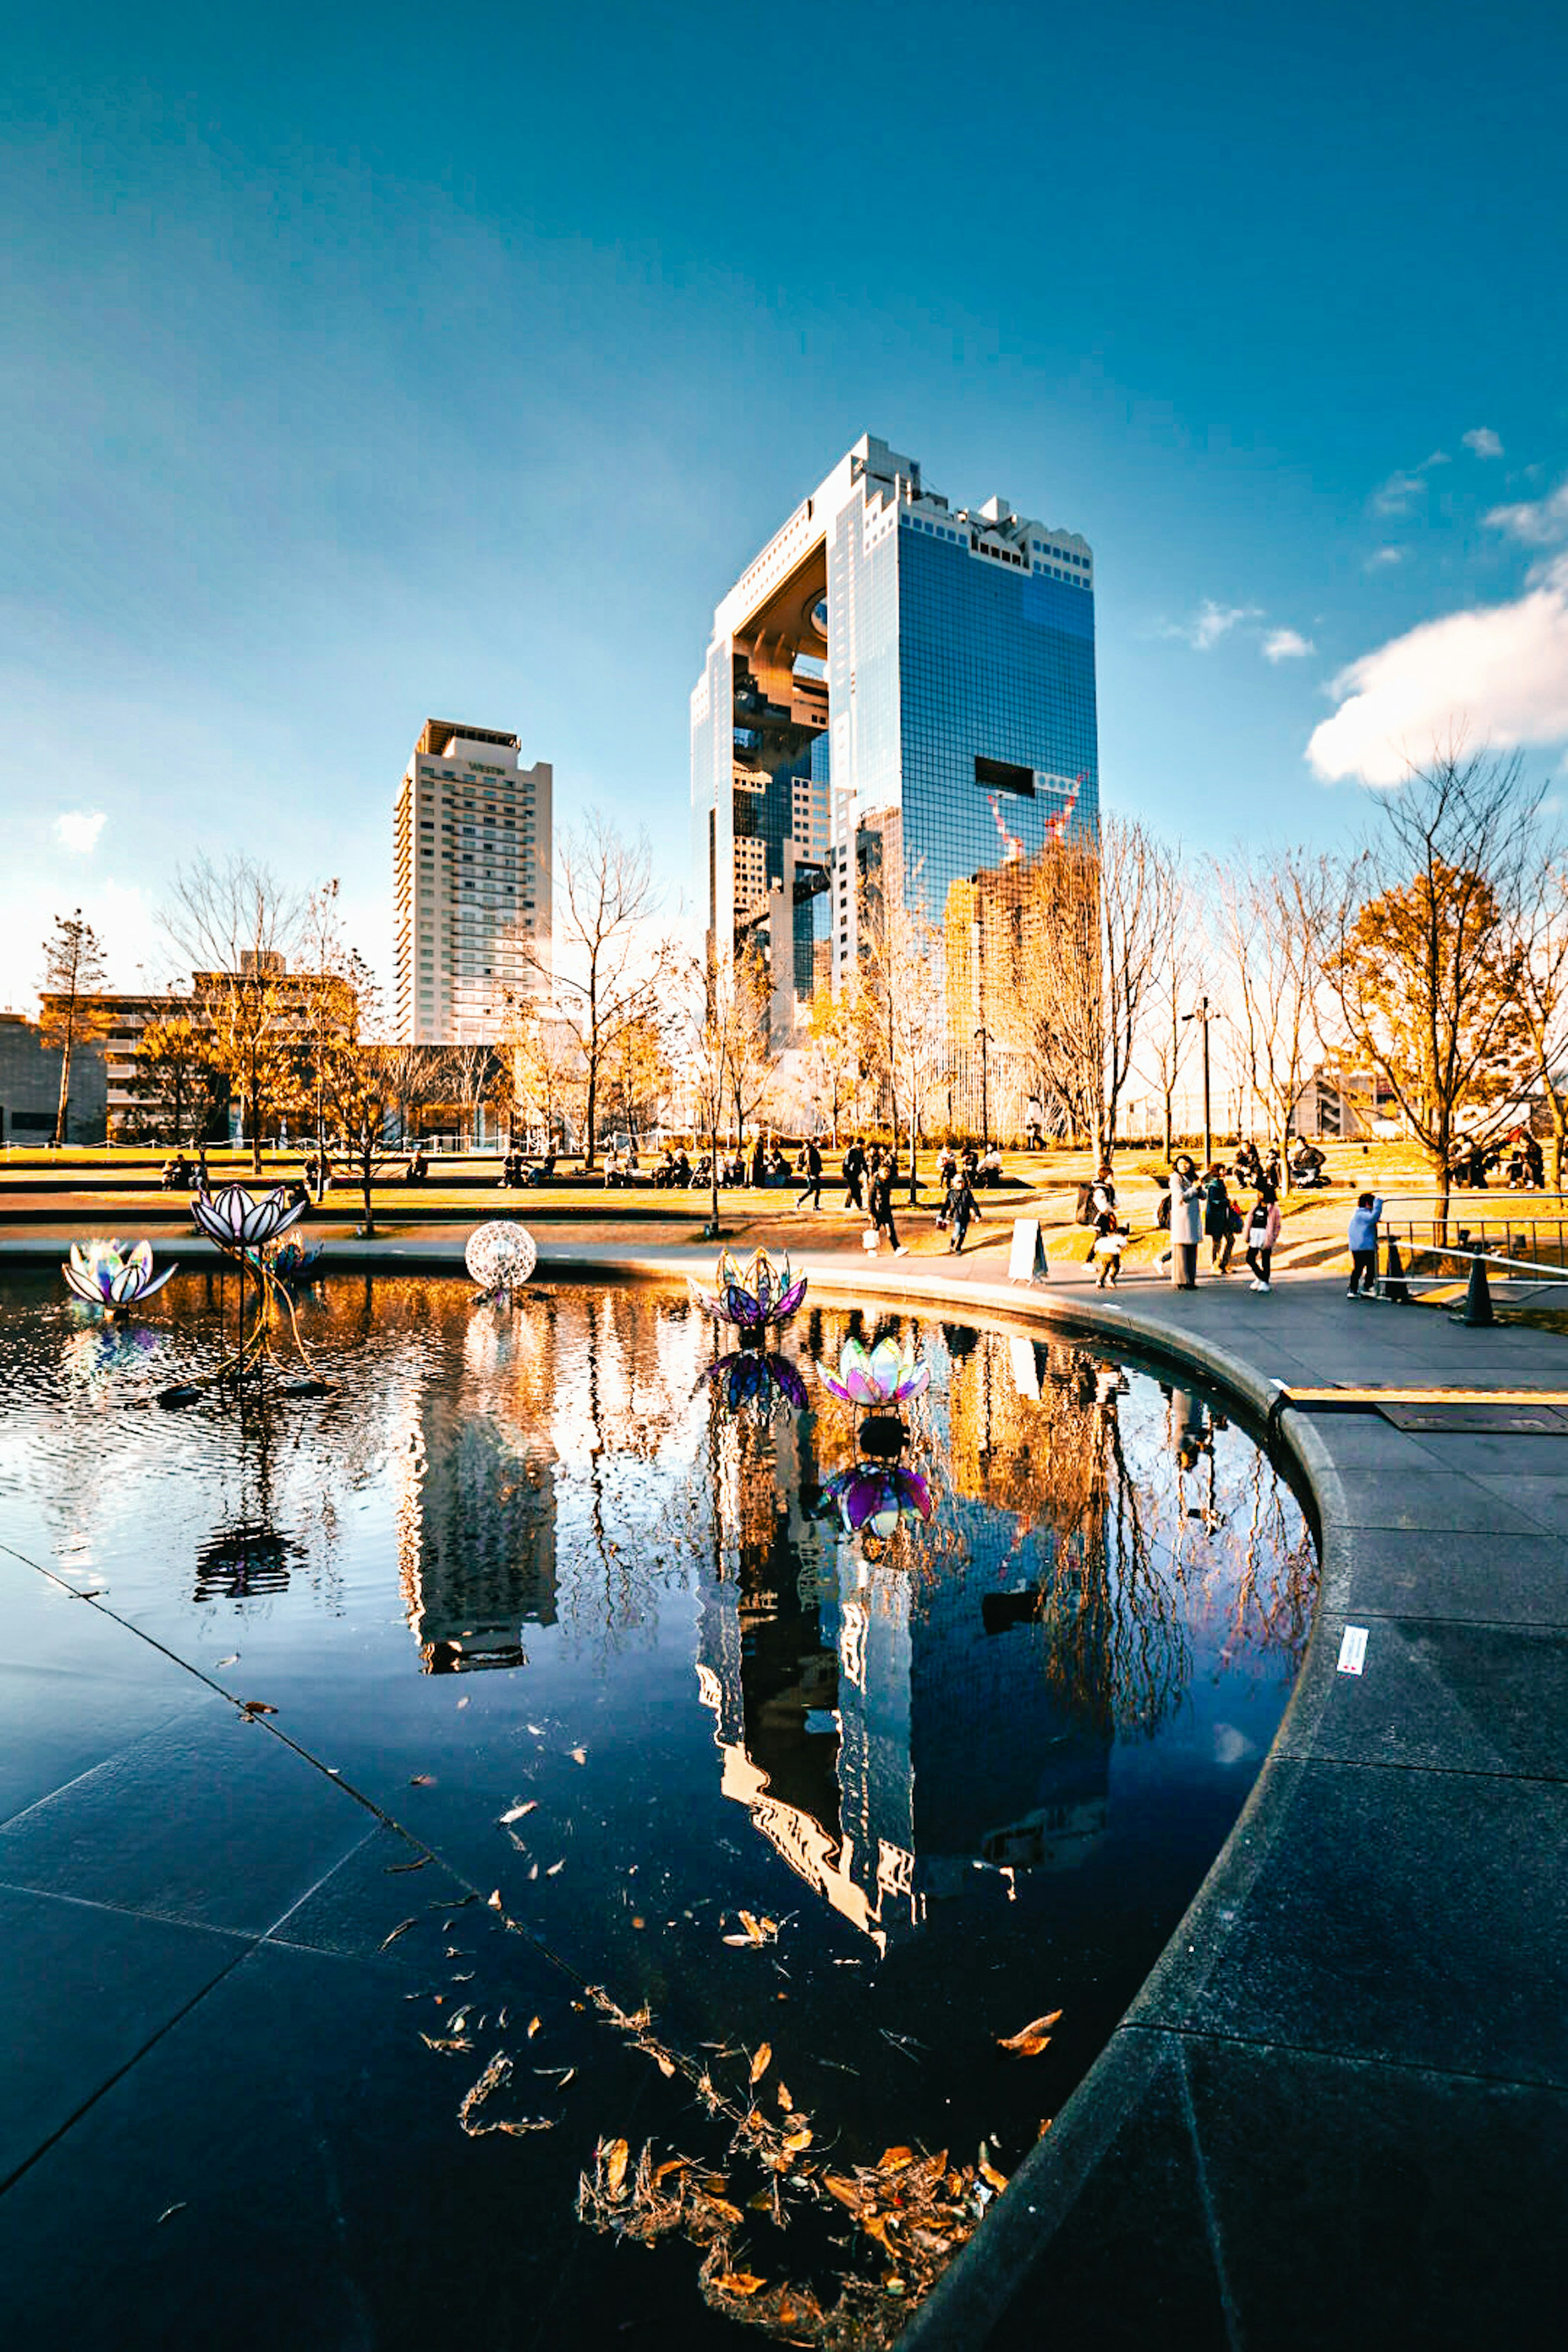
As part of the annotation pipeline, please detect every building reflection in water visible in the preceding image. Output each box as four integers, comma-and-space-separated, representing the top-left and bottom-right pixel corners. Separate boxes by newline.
696, 1328, 1128, 1951
394, 1298, 560, 1671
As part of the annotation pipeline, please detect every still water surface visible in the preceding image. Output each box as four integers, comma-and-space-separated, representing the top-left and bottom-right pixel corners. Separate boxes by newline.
0, 1272, 1315, 2343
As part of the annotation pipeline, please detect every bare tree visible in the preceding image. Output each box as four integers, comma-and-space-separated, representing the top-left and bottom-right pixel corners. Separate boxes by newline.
1101, 817, 1182, 1155
442, 1042, 497, 1150
1325, 741, 1540, 1214
1506, 851, 1568, 1189
724, 945, 780, 1150
514, 812, 665, 1170
671, 951, 748, 1234
294, 880, 358, 1196
1140, 888, 1200, 1160
1215, 846, 1335, 1191
320, 958, 431, 1234
497, 997, 585, 1151
860, 871, 947, 1203
161, 856, 303, 1175
39, 911, 111, 1147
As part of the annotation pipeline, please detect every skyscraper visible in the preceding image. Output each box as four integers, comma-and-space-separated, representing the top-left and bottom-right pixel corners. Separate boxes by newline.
394, 720, 553, 1045
690, 434, 1098, 1037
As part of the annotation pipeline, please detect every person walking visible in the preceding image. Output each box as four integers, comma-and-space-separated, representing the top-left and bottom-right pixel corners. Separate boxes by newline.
796, 1135, 823, 1211
1245, 1183, 1282, 1291
1203, 1165, 1236, 1274
1091, 1202, 1125, 1288
842, 1136, 866, 1213
1168, 1155, 1203, 1289
869, 1155, 908, 1255
947, 1167, 981, 1254
1346, 1189, 1383, 1297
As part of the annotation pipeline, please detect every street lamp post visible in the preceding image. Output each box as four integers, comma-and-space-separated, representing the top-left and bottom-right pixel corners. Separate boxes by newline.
973, 1024, 990, 1147
1182, 996, 1217, 1167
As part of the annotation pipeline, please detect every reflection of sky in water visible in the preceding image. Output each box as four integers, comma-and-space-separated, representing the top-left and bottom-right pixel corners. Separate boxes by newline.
0, 1271, 1315, 2212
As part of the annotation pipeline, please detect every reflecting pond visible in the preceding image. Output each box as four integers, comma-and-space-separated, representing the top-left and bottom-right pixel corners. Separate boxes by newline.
0, 1272, 1316, 2344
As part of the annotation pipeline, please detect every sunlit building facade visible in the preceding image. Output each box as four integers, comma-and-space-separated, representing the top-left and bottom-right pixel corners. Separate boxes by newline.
395, 720, 553, 1045
690, 434, 1098, 1039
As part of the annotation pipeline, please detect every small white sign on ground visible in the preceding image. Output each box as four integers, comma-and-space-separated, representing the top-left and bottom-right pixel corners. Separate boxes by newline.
1009, 1219, 1048, 1285
1336, 1624, 1369, 1676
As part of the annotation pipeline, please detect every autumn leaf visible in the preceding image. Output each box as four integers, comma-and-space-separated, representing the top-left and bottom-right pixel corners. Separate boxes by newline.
409, 1773, 436, 1787
215, 1654, 238, 1668
604, 2138, 630, 2197
782, 2124, 813, 2154
749, 2042, 772, 2084
877, 2146, 914, 2173
527, 2016, 541, 2039
721, 1933, 752, 1947
655, 2053, 675, 2078
776, 2081, 792, 2111
379, 1918, 416, 1951
546, 1859, 565, 1877
499, 1800, 537, 1824
713, 2272, 766, 2297
824, 2174, 863, 2209
569, 1747, 587, 1765
997, 2009, 1062, 2057
738, 1910, 766, 1944
978, 2147, 1009, 2193
419, 2033, 474, 2054
241, 1699, 277, 1717
385, 1855, 430, 1875
487, 1889, 502, 1911
653, 2158, 688, 2185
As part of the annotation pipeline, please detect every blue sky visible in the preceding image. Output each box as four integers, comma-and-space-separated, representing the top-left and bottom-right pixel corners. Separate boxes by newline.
4, 0, 1566, 1008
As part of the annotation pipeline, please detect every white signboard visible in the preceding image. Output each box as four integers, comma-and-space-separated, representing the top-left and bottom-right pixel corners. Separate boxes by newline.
1009, 1219, 1048, 1285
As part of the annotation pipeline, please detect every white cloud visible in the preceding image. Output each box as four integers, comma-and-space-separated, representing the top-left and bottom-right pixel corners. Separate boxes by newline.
1485, 479, 1568, 548
1162, 599, 1263, 652
1371, 451, 1449, 516
1307, 555, 1568, 783
1463, 426, 1504, 460
55, 811, 107, 854
1365, 546, 1403, 570
1262, 628, 1315, 663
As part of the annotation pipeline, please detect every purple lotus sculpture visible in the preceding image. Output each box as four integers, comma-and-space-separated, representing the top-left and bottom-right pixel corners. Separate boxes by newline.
704, 1349, 809, 1415
814, 1336, 929, 1410
820, 1461, 934, 1540
192, 1185, 307, 1252
63, 1237, 176, 1312
268, 1238, 323, 1286
690, 1247, 806, 1333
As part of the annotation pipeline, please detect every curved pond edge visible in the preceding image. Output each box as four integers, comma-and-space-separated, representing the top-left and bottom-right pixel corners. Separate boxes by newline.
2, 1234, 1559, 2343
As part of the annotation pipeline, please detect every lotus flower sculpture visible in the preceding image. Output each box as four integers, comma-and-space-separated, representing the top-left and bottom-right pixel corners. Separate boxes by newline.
63, 1237, 176, 1312
820, 1461, 934, 1540
704, 1348, 809, 1415
268, 1238, 323, 1286
192, 1185, 307, 1252
814, 1336, 930, 1410
690, 1247, 806, 1332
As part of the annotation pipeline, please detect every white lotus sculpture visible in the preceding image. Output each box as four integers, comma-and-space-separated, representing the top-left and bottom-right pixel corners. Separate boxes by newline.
192, 1185, 307, 1252
63, 1238, 176, 1311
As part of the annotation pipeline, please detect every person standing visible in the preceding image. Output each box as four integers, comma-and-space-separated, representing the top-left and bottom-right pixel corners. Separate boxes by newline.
869, 1155, 908, 1255
796, 1135, 823, 1211
1168, 1156, 1203, 1289
842, 1136, 866, 1213
1245, 1183, 1282, 1291
1091, 1203, 1125, 1288
1203, 1165, 1236, 1274
1346, 1190, 1383, 1297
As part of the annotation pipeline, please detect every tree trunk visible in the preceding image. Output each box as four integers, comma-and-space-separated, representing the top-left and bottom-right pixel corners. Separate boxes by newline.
248, 1068, 262, 1176
53, 1024, 74, 1148
584, 1063, 597, 1171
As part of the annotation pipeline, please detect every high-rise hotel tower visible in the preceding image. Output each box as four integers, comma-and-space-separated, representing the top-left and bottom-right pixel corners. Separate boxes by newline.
690, 434, 1098, 1033
394, 721, 552, 1045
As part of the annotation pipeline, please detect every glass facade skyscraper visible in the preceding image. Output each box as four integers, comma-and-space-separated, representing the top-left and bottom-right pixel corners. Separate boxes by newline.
691, 434, 1098, 1037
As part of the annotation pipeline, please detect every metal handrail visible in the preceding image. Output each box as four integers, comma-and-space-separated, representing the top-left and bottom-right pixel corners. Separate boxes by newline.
1376, 1222, 1568, 1302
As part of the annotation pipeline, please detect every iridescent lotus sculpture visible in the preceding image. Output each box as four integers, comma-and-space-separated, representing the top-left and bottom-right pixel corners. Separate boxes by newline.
192, 1185, 307, 1251
267, 1237, 323, 1286
820, 1460, 934, 1539
814, 1336, 930, 1410
690, 1247, 806, 1332
466, 1221, 539, 1300
63, 1237, 176, 1313
693, 1248, 808, 1418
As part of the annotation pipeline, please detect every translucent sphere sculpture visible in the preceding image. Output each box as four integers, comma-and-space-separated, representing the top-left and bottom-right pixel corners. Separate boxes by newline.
465, 1222, 538, 1293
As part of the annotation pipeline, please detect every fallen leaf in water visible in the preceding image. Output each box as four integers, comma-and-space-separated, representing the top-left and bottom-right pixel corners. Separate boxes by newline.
997, 2010, 1062, 2057
604, 2138, 630, 2197
449, 2010, 470, 2034
499, 1800, 537, 1824
487, 1889, 502, 1911
655, 2052, 675, 2078
419, 2033, 474, 2055
385, 1855, 430, 1875
215, 1655, 238, 1669
738, 1911, 766, 1944
546, 1860, 565, 1877
782, 2125, 813, 2154
979, 2147, 1009, 2192
630, 1915, 645, 1930
456, 1696, 470, 1709
379, 1918, 416, 1951
241, 1699, 276, 1717
569, 1747, 587, 1765
156, 2203, 187, 2225
528, 1864, 539, 1881
749, 2042, 772, 2084
721, 1933, 751, 1947
703, 2194, 744, 2225
824, 2174, 862, 2210
877, 2146, 914, 2172
409, 1773, 436, 1787
712, 2272, 766, 2297
527, 2016, 541, 2039
653, 2158, 688, 2185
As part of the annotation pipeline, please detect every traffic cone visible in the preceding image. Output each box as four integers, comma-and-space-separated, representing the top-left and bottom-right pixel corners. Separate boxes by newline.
1383, 1234, 1410, 1305
1462, 1255, 1494, 1327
